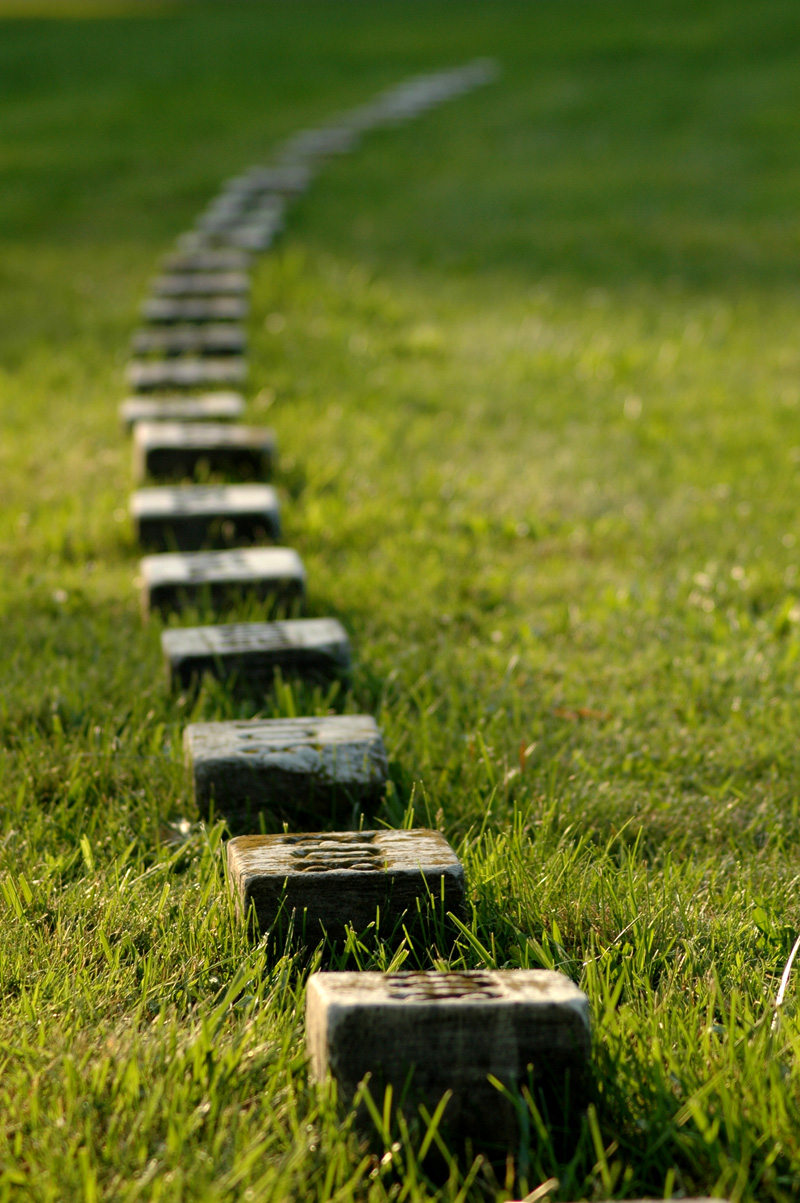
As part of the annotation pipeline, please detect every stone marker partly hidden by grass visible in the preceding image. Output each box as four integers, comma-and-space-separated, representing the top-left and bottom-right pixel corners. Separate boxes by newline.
306, 969, 591, 1152
4, 0, 800, 1197
161, 616, 351, 688
184, 714, 388, 826
227, 828, 465, 943
130, 483, 281, 551
139, 546, 305, 616
119, 390, 245, 428
132, 420, 275, 480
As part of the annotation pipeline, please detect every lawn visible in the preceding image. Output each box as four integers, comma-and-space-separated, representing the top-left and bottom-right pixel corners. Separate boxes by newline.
2, 0, 800, 1199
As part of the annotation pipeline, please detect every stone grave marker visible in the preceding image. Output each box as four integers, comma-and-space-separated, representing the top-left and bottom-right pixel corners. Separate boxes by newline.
139, 546, 305, 616
130, 483, 280, 551
150, 271, 250, 297
119, 391, 244, 429
183, 714, 387, 821
306, 969, 591, 1148
197, 196, 283, 235
127, 357, 247, 393
233, 164, 313, 195
131, 324, 246, 357
162, 249, 251, 273
162, 616, 351, 688
227, 828, 465, 940
141, 297, 249, 324
223, 221, 281, 253
282, 125, 360, 160
132, 421, 274, 481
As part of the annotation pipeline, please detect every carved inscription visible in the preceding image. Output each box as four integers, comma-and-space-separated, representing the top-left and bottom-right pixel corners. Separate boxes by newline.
282, 833, 384, 873
385, 971, 503, 1002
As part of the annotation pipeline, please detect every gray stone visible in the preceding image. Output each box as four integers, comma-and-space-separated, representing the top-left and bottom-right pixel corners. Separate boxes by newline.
183, 714, 387, 821
127, 358, 247, 393
227, 828, 465, 939
306, 969, 591, 1148
140, 546, 305, 617
141, 296, 249, 324
197, 196, 283, 235
131, 324, 246, 358
234, 164, 313, 194
133, 421, 274, 481
222, 220, 281, 253
281, 126, 360, 160
151, 271, 250, 297
130, 483, 280, 551
161, 617, 351, 688
162, 249, 252, 273
119, 392, 245, 429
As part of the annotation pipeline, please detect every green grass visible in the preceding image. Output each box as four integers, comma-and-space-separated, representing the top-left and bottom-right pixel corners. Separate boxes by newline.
3, 0, 800, 1198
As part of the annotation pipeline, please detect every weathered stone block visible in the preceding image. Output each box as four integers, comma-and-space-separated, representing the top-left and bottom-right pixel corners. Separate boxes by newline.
131, 324, 246, 357
307, 969, 591, 1148
233, 163, 313, 194
119, 392, 244, 429
127, 357, 247, 393
151, 271, 250, 297
162, 617, 351, 688
227, 828, 465, 939
130, 483, 280, 551
223, 221, 281, 252
132, 421, 274, 481
140, 546, 305, 616
282, 125, 360, 159
141, 297, 249, 324
183, 714, 387, 821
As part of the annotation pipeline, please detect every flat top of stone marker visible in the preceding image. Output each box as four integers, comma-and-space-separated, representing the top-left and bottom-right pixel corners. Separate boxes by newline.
309, 969, 589, 1011
152, 271, 250, 294
134, 422, 274, 449
161, 617, 348, 656
130, 484, 279, 517
186, 713, 381, 751
141, 547, 304, 585
120, 393, 245, 425
229, 829, 461, 877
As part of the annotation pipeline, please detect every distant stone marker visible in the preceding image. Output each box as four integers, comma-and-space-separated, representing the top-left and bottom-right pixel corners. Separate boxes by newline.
127, 357, 247, 393
162, 617, 351, 688
230, 163, 313, 195
130, 483, 280, 551
119, 392, 244, 429
142, 297, 249, 324
282, 125, 360, 160
306, 969, 591, 1147
163, 249, 252, 273
183, 714, 387, 821
131, 324, 246, 357
227, 828, 465, 940
222, 221, 281, 253
151, 271, 250, 297
133, 421, 275, 481
140, 546, 305, 616
197, 197, 284, 236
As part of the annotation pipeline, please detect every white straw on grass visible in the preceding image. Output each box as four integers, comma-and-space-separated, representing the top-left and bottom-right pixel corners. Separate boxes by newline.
772, 931, 800, 1033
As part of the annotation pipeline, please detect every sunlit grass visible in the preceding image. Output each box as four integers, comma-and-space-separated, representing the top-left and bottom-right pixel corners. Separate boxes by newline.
2, 1, 800, 1199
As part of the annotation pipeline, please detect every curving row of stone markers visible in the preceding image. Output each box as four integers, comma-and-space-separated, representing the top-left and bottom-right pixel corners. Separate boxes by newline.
119, 63, 725, 1198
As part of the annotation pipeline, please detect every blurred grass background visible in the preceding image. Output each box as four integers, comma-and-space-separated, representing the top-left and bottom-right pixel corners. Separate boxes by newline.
3, 1, 800, 1199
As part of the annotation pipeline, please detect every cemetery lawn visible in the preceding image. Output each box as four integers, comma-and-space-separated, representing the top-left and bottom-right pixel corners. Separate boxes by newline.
4, 0, 800, 1198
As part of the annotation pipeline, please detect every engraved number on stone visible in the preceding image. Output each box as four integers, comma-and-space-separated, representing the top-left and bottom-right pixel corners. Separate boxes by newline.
284, 833, 382, 873
386, 972, 502, 1001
